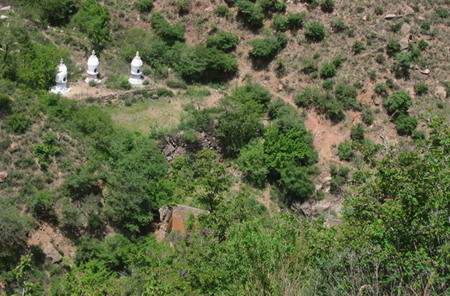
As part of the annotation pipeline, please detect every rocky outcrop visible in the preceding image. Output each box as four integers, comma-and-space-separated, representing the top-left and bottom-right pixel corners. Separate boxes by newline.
0, 171, 7, 183
155, 205, 208, 241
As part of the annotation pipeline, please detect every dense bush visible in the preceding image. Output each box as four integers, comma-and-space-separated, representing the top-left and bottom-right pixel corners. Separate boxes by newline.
386, 40, 401, 57
295, 87, 322, 108
319, 62, 336, 79
383, 91, 412, 115
331, 18, 347, 33
150, 13, 185, 45
337, 140, 354, 161
175, 46, 238, 82
236, 0, 265, 29
362, 107, 374, 125
352, 40, 365, 54
215, 4, 230, 17
304, 21, 326, 42
334, 83, 359, 110
393, 52, 412, 79
136, 0, 153, 13
329, 165, 349, 195
216, 106, 263, 156
237, 140, 268, 187
4, 113, 32, 134
259, 0, 287, 14
29, 191, 55, 221
206, 31, 239, 52
39, 0, 79, 26
394, 114, 417, 136
279, 163, 315, 203
374, 82, 388, 97
228, 83, 272, 113
249, 33, 287, 62
0, 94, 11, 114
350, 123, 365, 141
72, 0, 111, 51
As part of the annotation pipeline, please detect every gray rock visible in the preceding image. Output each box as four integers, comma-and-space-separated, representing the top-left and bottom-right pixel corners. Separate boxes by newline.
385, 14, 401, 20
0, 171, 7, 182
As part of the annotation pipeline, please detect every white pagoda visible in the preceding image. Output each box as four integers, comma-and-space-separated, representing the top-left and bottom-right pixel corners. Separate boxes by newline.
85, 50, 101, 83
50, 59, 70, 95
129, 51, 144, 87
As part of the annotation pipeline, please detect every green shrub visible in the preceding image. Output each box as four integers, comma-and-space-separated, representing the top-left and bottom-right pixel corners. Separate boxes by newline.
33, 132, 61, 169
331, 18, 347, 33
175, 46, 238, 82
286, 12, 305, 29
228, 83, 272, 112
166, 79, 187, 89
414, 82, 428, 96
435, 7, 448, 18
330, 165, 349, 195
5, 113, 32, 134
216, 107, 262, 157
384, 91, 412, 115
150, 13, 185, 45
295, 87, 322, 108
175, 0, 191, 14
418, 40, 429, 51
337, 140, 354, 161
394, 114, 417, 136
362, 107, 374, 125
29, 191, 55, 221
304, 21, 326, 42
237, 140, 268, 188
105, 75, 131, 90
320, 0, 335, 13
0, 95, 11, 114
39, 0, 79, 26
236, 0, 265, 28
352, 41, 365, 54
272, 14, 289, 31
374, 83, 388, 97
156, 88, 174, 97
64, 169, 100, 201
350, 123, 365, 141
319, 62, 336, 79
334, 83, 359, 110
249, 33, 287, 62
259, 0, 287, 14
215, 4, 230, 17
136, 0, 153, 13
279, 163, 315, 204
322, 79, 334, 91
72, 0, 111, 51
393, 52, 412, 79
386, 40, 401, 57
206, 31, 239, 52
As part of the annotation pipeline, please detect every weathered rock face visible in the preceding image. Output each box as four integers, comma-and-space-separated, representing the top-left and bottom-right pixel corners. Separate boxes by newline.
155, 205, 208, 241
0, 171, 7, 183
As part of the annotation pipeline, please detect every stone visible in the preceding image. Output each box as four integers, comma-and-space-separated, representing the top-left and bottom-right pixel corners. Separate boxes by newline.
0, 15, 8, 20
0, 6, 11, 11
8, 142, 18, 152
435, 86, 447, 99
0, 171, 7, 182
404, 6, 415, 15
155, 205, 208, 241
385, 14, 401, 20
42, 244, 63, 264
419, 68, 430, 75
399, 35, 410, 50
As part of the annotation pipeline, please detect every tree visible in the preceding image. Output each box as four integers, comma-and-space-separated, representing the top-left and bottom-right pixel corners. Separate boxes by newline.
237, 140, 268, 188
383, 91, 412, 115
39, 0, 79, 26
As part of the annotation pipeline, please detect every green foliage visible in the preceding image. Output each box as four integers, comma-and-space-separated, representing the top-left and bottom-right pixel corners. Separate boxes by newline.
319, 62, 336, 79
362, 107, 374, 126
394, 113, 417, 136
17, 43, 68, 90
295, 87, 321, 108
331, 18, 347, 33
259, 0, 287, 14
329, 165, 349, 195
175, 0, 191, 14
105, 137, 170, 234
249, 33, 287, 63
4, 113, 32, 134
29, 191, 56, 221
337, 140, 354, 161
304, 21, 326, 42
206, 31, 239, 52
175, 46, 238, 82
386, 39, 401, 57
236, 0, 265, 28
279, 163, 315, 203
215, 4, 230, 17
228, 83, 272, 113
136, 0, 153, 13
418, 40, 429, 51
352, 40, 365, 54
64, 168, 100, 201
350, 123, 365, 141
236, 140, 268, 187
216, 105, 263, 157
435, 7, 449, 18
33, 132, 61, 169
150, 13, 185, 45
383, 91, 412, 115
414, 82, 429, 96
374, 82, 388, 97
320, 0, 335, 13
393, 52, 412, 79
0, 94, 11, 114
38, 0, 79, 26
272, 14, 289, 31
72, 0, 111, 51
334, 83, 359, 110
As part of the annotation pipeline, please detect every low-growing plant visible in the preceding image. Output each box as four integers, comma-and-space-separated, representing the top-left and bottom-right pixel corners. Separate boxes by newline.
0, 95, 11, 114
150, 13, 185, 45
337, 140, 354, 161
5, 113, 32, 134
39, 0, 79, 26
236, 0, 265, 29
320, 0, 335, 13
331, 18, 347, 33
295, 87, 322, 108
394, 114, 417, 136
319, 62, 336, 79
362, 107, 374, 125
136, 0, 153, 13
304, 21, 326, 42
384, 91, 412, 115
352, 41, 365, 54
414, 82, 429, 96
249, 33, 287, 63
350, 123, 365, 141
206, 31, 239, 52
330, 165, 349, 195
418, 40, 429, 51
215, 4, 230, 17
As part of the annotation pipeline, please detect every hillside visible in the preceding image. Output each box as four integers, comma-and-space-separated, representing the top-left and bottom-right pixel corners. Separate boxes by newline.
0, 0, 449, 295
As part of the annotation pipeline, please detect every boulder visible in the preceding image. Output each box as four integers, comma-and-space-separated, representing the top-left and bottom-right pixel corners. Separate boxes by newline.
8, 142, 18, 152
42, 244, 63, 264
0, 171, 7, 183
155, 205, 208, 241
385, 14, 401, 20
419, 68, 430, 75
435, 85, 447, 99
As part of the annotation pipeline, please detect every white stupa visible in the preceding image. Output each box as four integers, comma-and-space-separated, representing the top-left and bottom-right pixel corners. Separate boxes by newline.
129, 51, 144, 87
50, 59, 70, 95
85, 50, 101, 83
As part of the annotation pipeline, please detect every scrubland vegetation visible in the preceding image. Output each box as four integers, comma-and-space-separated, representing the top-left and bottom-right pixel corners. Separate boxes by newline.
0, 0, 449, 295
